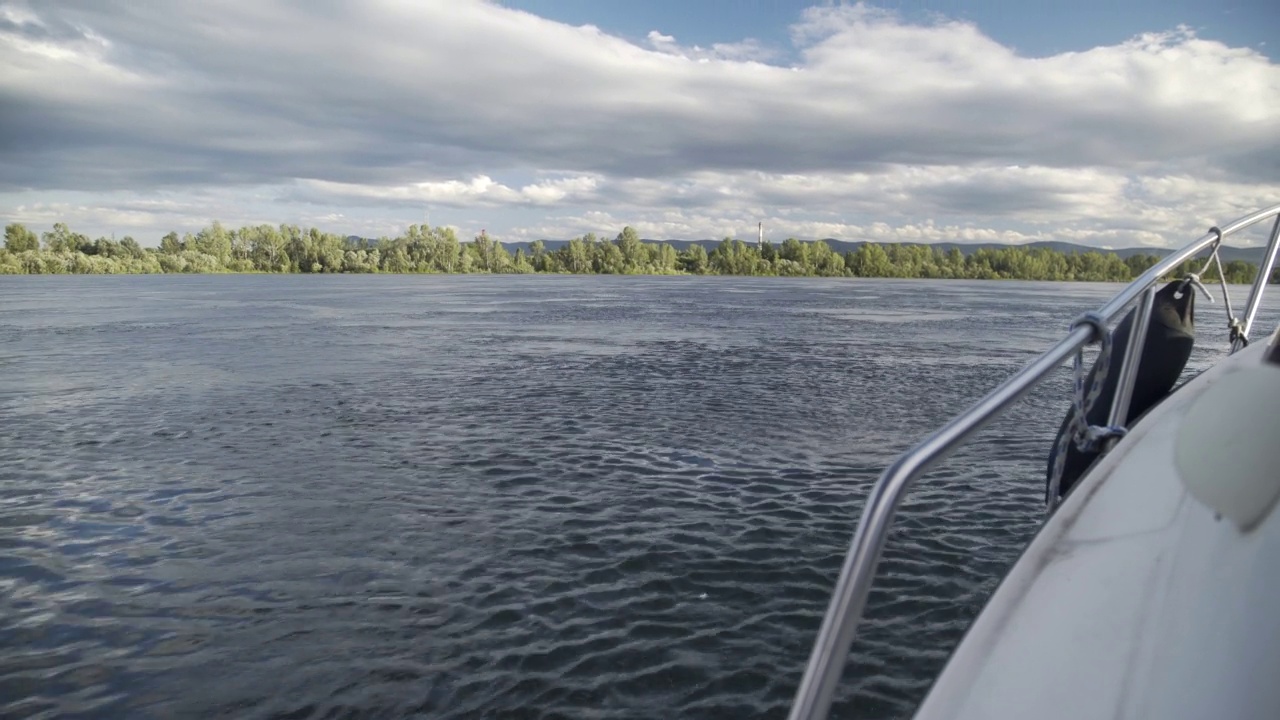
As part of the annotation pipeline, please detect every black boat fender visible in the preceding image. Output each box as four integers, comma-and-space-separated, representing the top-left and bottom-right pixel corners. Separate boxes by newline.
1045, 280, 1198, 504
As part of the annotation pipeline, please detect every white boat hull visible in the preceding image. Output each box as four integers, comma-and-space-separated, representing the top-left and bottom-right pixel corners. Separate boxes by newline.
914, 334, 1280, 720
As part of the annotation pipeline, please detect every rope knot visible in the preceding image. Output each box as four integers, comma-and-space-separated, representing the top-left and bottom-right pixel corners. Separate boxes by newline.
1176, 273, 1213, 302
1085, 425, 1127, 445
1229, 317, 1247, 345
1064, 312, 1116, 454
1069, 312, 1109, 346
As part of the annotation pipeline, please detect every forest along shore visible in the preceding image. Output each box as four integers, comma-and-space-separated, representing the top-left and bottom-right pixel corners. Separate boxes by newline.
2, 221, 1272, 282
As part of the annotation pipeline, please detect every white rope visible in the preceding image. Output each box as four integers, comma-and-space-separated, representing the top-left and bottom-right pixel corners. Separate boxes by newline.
1175, 273, 1213, 303
1182, 232, 1247, 344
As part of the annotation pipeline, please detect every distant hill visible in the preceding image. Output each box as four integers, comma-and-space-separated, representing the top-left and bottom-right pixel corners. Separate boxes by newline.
489, 237, 1268, 265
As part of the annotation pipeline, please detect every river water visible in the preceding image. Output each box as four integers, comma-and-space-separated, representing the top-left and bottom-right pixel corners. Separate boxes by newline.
1, 275, 1274, 719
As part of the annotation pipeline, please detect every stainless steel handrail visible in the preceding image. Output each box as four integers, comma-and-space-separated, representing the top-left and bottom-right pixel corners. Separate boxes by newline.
787, 203, 1280, 720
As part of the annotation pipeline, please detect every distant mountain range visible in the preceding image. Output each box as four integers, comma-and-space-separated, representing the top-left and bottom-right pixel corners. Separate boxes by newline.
500, 238, 1270, 265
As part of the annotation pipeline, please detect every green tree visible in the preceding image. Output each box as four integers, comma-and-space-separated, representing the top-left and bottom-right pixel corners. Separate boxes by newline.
7, 218, 1278, 282
848, 243, 892, 277
119, 237, 145, 259
654, 243, 680, 274
4, 223, 39, 253
760, 240, 777, 263
679, 243, 709, 274
193, 221, 233, 260
528, 240, 548, 272
42, 223, 88, 253
1125, 253, 1159, 279
557, 236, 591, 273
512, 248, 534, 273
160, 231, 184, 254
1223, 259, 1256, 284
428, 226, 463, 273
615, 226, 645, 272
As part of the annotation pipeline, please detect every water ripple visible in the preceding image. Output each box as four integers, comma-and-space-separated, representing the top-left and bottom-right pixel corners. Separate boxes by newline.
1, 275, 1274, 719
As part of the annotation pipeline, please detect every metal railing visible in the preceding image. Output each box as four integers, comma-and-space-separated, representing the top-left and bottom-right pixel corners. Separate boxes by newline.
787, 204, 1280, 720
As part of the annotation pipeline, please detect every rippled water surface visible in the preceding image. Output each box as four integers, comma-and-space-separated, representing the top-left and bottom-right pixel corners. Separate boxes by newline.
2, 275, 1275, 719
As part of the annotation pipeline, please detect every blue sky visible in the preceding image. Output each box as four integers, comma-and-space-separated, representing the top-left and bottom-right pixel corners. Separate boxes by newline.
1, 0, 1278, 248
498, 0, 1274, 59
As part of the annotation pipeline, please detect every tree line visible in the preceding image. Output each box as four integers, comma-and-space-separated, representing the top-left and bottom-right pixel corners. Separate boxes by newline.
2, 221, 1275, 283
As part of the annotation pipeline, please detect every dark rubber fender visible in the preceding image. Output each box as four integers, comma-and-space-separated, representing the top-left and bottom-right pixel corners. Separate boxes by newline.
1045, 280, 1196, 503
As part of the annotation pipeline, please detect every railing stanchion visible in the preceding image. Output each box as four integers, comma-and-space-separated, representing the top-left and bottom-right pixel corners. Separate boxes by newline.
1107, 286, 1156, 437
1235, 215, 1280, 353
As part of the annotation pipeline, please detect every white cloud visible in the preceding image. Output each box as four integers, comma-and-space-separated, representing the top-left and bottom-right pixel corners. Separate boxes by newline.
299, 175, 600, 208
0, 0, 1277, 248
646, 30, 678, 52
0, 3, 38, 26
646, 29, 777, 63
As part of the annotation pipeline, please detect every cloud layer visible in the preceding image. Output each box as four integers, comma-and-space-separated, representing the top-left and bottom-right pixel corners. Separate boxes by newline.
2, 1, 1278, 246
